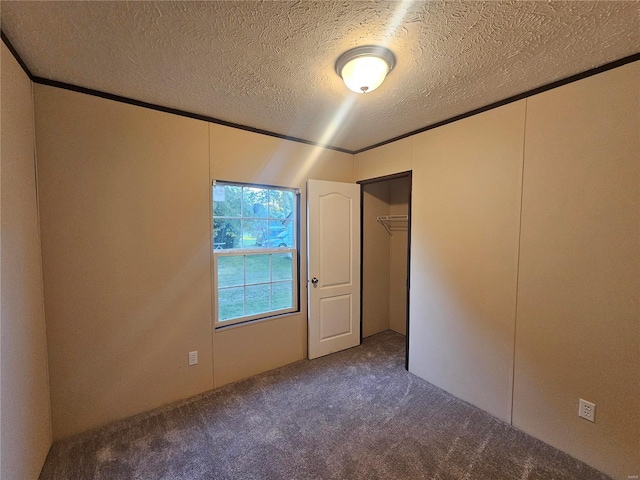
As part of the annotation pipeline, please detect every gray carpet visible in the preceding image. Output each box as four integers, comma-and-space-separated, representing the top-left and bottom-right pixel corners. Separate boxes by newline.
40, 331, 610, 480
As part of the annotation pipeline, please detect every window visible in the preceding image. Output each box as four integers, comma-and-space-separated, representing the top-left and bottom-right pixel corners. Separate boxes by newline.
213, 181, 298, 327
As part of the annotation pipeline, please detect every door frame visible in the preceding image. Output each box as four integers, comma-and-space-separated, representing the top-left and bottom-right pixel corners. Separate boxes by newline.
357, 171, 412, 370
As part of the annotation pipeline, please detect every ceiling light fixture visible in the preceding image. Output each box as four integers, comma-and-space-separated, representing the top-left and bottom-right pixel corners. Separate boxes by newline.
335, 45, 396, 94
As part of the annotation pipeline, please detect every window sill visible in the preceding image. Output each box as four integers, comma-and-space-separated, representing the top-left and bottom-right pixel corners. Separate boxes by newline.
214, 310, 301, 332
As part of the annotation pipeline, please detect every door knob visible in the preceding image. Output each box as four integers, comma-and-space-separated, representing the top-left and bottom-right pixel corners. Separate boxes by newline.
311, 277, 319, 285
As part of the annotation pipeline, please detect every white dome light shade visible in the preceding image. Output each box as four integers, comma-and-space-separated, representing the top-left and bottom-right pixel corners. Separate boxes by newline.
341, 56, 389, 93
335, 46, 396, 94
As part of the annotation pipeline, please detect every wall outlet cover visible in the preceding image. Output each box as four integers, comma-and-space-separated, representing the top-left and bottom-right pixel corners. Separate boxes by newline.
188, 351, 198, 366
578, 398, 596, 422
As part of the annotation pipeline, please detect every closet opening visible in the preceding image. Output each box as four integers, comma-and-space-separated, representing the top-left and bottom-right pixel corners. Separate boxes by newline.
358, 171, 412, 369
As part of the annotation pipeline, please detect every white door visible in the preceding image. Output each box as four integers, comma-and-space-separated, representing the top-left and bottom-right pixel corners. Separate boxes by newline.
307, 179, 361, 359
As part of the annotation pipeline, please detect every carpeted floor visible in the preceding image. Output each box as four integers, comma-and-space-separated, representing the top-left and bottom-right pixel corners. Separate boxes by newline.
40, 331, 610, 480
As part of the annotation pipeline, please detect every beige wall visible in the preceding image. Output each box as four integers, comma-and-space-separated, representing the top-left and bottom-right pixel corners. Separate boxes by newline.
410, 101, 526, 423
388, 176, 409, 335
355, 62, 639, 478
34, 85, 213, 439
513, 62, 639, 479
1, 43, 52, 478
33, 85, 354, 438
209, 123, 354, 386
362, 182, 391, 337
355, 137, 411, 182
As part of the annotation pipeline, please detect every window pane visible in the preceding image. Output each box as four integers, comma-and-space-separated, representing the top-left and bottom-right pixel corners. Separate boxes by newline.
244, 219, 268, 248
213, 218, 241, 249
267, 220, 288, 247
245, 284, 271, 316
213, 185, 242, 217
243, 187, 268, 219
271, 223, 293, 248
272, 281, 293, 310
269, 189, 294, 219
282, 221, 295, 248
272, 253, 293, 281
245, 254, 270, 285
217, 256, 244, 288
218, 287, 244, 321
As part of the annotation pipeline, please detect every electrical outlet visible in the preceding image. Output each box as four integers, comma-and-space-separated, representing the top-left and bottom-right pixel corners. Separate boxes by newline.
578, 399, 596, 422
188, 351, 198, 366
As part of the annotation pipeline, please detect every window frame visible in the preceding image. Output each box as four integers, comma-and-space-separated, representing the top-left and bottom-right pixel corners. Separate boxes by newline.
212, 180, 300, 328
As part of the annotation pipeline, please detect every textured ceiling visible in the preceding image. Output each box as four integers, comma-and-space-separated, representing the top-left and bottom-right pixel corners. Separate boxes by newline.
2, 1, 639, 152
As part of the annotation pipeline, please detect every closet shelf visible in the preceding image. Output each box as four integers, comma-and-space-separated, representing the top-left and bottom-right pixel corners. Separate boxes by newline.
376, 215, 408, 236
